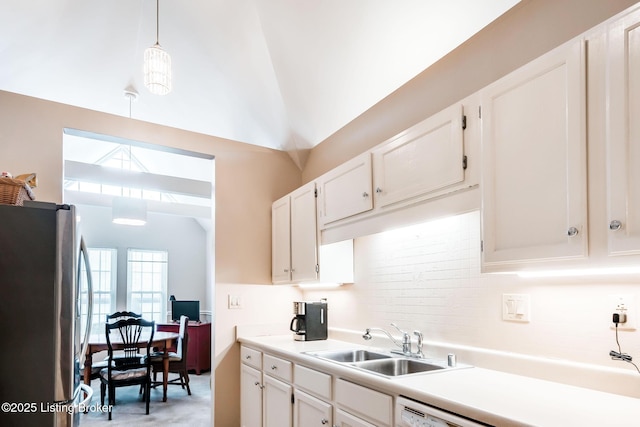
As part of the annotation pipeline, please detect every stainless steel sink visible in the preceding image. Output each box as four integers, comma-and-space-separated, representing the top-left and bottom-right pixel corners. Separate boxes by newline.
305, 349, 393, 363
352, 358, 446, 376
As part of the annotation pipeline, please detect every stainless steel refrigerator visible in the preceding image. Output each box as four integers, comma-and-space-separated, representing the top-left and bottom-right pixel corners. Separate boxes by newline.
0, 201, 93, 426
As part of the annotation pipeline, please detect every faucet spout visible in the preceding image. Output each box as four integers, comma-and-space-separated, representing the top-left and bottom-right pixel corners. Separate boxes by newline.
362, 324, 412, 355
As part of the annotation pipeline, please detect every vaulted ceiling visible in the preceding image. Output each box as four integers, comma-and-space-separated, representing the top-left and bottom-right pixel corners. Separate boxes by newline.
0, 0, 519, 164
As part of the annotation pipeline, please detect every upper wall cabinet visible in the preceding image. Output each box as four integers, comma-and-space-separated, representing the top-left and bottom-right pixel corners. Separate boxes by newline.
607, 8, 640, 256
480, 39, 588, 271
272, 181, 318, 284
272, 181, 354, 284
317, 153, 373, 226
372, 104, 465, 209
317, 102, 475, 232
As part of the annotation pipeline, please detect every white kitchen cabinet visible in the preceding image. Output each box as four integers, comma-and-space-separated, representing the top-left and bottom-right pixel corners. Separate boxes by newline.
293, 389, 332, 427
271, 195, 291, 283
271, 181, 318, 283
263, 375, 292, 427
241, 348, 293, 427
372, 103, 466, 209
480, 38, 588, 271
334, 378, 392, 427
272, 181, 354, 284
317, 153, 373, 227
606, 8, 640, 256
240, 363, 263, 427
334, 409, 377, 427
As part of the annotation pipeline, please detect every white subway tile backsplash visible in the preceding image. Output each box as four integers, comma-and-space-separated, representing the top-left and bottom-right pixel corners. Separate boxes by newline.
303, 210, 640, 378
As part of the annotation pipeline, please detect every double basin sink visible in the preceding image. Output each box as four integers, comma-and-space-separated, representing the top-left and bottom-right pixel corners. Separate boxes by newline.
304, 349, 464, 378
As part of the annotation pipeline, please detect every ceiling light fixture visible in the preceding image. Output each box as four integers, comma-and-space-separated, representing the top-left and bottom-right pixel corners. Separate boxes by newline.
144, 0, 172, 95
112, 197, 147, 226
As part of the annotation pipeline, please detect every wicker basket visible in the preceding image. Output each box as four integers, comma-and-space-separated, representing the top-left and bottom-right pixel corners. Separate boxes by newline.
0, 177, 35, 206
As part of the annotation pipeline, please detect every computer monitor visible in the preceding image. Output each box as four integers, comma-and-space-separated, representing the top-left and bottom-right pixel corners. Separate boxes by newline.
171, 300, 200, 322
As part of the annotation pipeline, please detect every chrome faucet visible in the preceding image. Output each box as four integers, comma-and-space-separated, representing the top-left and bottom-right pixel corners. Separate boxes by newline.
413, 330, 424, 358
362, 323, 412, 356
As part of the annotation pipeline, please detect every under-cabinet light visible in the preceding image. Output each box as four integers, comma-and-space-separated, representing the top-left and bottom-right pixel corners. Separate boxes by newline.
297, 282, 343, 289
517, 266, 640, 278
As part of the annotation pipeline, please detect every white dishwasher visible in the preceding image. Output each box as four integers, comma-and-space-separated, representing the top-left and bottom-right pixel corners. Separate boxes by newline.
396, 396, 486, 427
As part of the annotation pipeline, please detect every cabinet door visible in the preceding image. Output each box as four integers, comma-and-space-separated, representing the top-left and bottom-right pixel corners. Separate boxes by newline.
293, 389, 332, 427
317, 153, 373, 227
481, 39, 587, 270
373, 103, 465, 208
263, 375, 292, 427
607, 9, 640, 255
290, 182, 319, 282
241, 364, 263, 427
272, 195, 291, 283
334, 409, 376, 427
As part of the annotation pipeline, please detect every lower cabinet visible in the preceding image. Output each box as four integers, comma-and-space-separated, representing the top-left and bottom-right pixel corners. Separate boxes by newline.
334, 408, 377, 427
240, 364, 263, 427
293, 389, 332, 427
240, 346, 392, 427
240, 347, 293, 427
264, 375, 293, 427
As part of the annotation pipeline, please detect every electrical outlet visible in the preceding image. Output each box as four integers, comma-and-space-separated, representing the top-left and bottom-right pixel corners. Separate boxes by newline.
610, 294, 636, 330
228, 294, 242, 309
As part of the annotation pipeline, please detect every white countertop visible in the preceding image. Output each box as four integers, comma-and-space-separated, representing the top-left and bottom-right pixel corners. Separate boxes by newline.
238, 335, 640, 426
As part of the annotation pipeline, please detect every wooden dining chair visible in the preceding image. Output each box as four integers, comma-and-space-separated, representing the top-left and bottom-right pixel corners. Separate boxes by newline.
100, 317, 155, 420
150, 315, 192, 395
83, 312, 145, 382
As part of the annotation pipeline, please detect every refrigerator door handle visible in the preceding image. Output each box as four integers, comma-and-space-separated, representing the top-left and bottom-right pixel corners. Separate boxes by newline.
78, 383, 93, 408
79, 237, 93, 365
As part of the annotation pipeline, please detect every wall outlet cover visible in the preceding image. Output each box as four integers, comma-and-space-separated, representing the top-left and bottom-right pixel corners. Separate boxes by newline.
502, 293, 531, 323
609, 294, 636, 331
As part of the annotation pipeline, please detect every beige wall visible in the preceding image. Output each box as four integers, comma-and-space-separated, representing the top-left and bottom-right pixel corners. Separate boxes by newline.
302, 0, 640, 182
0, 90, 302, 425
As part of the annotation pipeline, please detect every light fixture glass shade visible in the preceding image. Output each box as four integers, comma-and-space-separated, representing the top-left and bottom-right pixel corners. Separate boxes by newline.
144, 43, 172, 95
112, 197, 147, 226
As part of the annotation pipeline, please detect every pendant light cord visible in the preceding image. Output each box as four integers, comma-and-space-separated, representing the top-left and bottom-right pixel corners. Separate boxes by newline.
156, 0, 160, 45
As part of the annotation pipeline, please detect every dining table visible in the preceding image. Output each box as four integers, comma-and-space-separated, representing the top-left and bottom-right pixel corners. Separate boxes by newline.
83, 330, 180, 402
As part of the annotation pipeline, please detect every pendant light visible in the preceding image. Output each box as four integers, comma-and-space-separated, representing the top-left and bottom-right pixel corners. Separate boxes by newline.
112, 197, 147, 226
144, 0, 172, 95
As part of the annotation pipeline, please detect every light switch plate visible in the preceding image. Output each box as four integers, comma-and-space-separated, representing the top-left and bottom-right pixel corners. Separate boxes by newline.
502, 294, 531, 322
228, 294, 242, 309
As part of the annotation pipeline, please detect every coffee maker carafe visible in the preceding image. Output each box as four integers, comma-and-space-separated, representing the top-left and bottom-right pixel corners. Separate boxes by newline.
290, 301, 328, 341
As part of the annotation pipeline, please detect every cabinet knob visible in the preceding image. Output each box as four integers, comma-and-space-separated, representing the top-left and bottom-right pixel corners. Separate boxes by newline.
375, 187, 382, 193
284, 269, 289, 273
254, 381, 264, 389
609, 220, 622, 231
567, 227, 579, 237
321, 420, 329, 425
362, 191, 369, 198
271, 365, 277, 370
245, 355, 251, 359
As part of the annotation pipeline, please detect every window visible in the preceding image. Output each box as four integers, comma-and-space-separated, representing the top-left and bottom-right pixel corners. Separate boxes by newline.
127, 249, 168, 323
80, 248, 117, 336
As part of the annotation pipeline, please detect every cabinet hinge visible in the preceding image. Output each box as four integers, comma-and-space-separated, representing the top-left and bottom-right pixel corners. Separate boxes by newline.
478, 106, 482, 119
481, 240, 484, 252
291, 393, 295, 404
314, 188, 318, 198
462, 155, 468, 170
462, 115, 467, 130
315, 264, 319, 273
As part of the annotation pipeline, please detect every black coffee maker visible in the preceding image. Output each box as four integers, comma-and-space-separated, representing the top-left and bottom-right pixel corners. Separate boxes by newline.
289, 301, 328, 341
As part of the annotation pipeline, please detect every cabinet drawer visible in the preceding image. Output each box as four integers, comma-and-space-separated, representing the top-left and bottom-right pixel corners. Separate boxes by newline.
240, 346, 262, 369
263, 353, 292, 382
335, 378, 392, 427
294, 364, 331, 400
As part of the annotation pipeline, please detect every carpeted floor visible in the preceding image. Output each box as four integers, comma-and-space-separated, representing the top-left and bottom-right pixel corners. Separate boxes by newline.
80, 371, 212, 426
